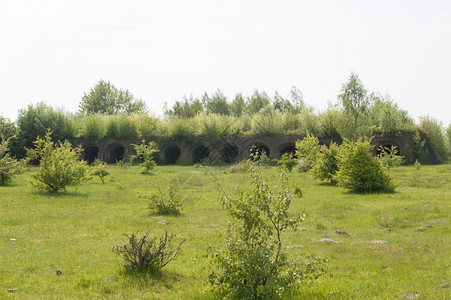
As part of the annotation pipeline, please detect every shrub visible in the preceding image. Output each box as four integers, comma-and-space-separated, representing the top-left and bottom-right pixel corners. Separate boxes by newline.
404, 130, 429, 165
334, 138, 397, 193
80, 114, 105, 140
420, 116, 448, 162
376, 145, 403, 170
91, 159, 109, 183
0, 135, 26, 185
277, 152, 297, 172
131, 140, 159, 174
143, 182, 184, 215
113, 231, 184, 272
311, 142, 340, 183
27, 130, 91, 192
208, 165, 318, 299
295, 133, 320, 172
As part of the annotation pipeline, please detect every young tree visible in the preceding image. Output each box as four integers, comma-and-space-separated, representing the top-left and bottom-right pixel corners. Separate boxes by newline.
131, 140, 159, 173
312, 142, 340, 183
27, 131, 91, 192
295, 133, 320, 172
209, 165, 316, 299
334, 138, 397, 193
230, 94, 246, 117
0, 135, 26, 185
79, 80, 147, 115
203, 90, 230, 115
337, 72, 371, 140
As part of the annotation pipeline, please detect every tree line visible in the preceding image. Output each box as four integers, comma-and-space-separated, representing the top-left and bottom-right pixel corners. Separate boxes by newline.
0, 73, 450, 161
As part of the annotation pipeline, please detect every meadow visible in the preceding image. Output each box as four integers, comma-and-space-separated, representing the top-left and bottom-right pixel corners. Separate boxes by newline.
0, 163, 450, 299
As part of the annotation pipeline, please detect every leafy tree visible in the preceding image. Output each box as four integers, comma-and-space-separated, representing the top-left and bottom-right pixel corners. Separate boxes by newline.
337, 72, 371, 140
0, 135, 26, 185
203, 90, 230, 115
230, 94, 246, 117
246, 90, 271, 115
276, 152, 297, 172
273, 92, 294, 113
295, 133, 320, 172
209, 165, 321, 299
0, 116, 21, 158
404, 130, 429, 165
165, 95, 204, 118
446, 124, 451, 157
91, 159, 110, 183
289, 86, 306, 113
131, 140, 159, 173
420, 116, 448, 162
376, 145, 403, 170
334, 138, 397, 193
312, 142, 340, 183
79, 80, 147, 115
27, 131, 91, 192
368, 93, 413, 133
17, 102, 75, 158
80, 114, 105, 140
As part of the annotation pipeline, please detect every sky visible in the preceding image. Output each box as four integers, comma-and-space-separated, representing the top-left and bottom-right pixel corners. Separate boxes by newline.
1, 0, 450, 126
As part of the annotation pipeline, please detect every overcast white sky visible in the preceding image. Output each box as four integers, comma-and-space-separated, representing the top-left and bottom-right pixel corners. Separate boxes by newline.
0, 0, 450, 126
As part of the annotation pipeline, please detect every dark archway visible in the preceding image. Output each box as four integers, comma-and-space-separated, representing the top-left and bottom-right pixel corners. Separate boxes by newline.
221, 145, 239, 163
108, 145, 125, 163
249, 144, 270, 161
376, 143, 401, 156
279, 145, 296, 158
164, 146, 181, 164
192, 146, 210, 163
83, 146, 99, 164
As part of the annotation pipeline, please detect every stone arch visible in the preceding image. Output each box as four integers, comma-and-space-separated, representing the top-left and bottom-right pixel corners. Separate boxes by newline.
192, 145, 210, 163
279, 144, 296, 158
221, 144, 239, 163
107, 144, 126, 163
83, 145, 99, 163
249, 143, 270, 161
164, 145, 181, 164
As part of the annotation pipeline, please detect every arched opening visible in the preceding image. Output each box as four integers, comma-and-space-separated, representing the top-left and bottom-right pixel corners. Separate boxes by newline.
279, 145, 296, 158
108, 145, 125, 163
164, 146, 181, 164
83, 146, 99, 164
192, 146, 210, 163
249, 144, 270, 161
376, 143, 401, 156
221, 145, 239, 163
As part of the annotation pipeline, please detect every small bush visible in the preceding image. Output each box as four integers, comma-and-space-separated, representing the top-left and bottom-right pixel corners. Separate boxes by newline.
208, 165, 322, 299
334, 138, 397, 193
277, 152, 297, 172
113, 231, 184, 272
404, 130, 429, 165
312, 142, 340, 183
143, 182, 184, 215
376, 145, 403, 170
27, 130, 91, 193
420, 116, 448, 161
131, 140, 159, 174
295, 133, 320, 172
0, 135, 26, 185
80, 114, 105, 140
91, 159, 109, 183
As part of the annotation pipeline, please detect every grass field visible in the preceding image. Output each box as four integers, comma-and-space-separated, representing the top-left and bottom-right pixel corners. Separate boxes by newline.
0, 163, 450, 299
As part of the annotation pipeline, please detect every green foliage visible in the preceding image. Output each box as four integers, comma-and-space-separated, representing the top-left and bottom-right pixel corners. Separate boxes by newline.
203, 90, 230, 115
80, 114, 105, 140
165, 95, 204, 118
447, 124, 451, 157
251, 106, 283, 136
91, 159, 109, 183
295, 133, 320, 172
195, 113, 240, 145
0, 136, 26, 185
376, 145, 403, 170
208, 165, 310, 299
312, 142, 340, 183
0, 116, 21, 158
404, 130, 429, 165
17, 102, 76, 157
143, 182, 184, 215
420, 116, 448, 161
337, 72, 371, 140
27, 131, 91, 192
131, 140, 159, 174
246, 90, 271, 114
105, 115, 138, 139
79, 80, 147, 115
230, 94, 246, 117
113, 231, 184, 272
368, 94, 413, 133
277, 152, 297, 172
334, 138, 397, 193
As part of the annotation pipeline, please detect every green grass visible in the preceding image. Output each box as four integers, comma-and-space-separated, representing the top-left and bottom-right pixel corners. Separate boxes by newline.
0, 163, 450, 299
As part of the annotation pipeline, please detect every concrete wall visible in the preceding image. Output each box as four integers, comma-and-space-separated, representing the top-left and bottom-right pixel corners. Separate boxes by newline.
73, 131, 442, 165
